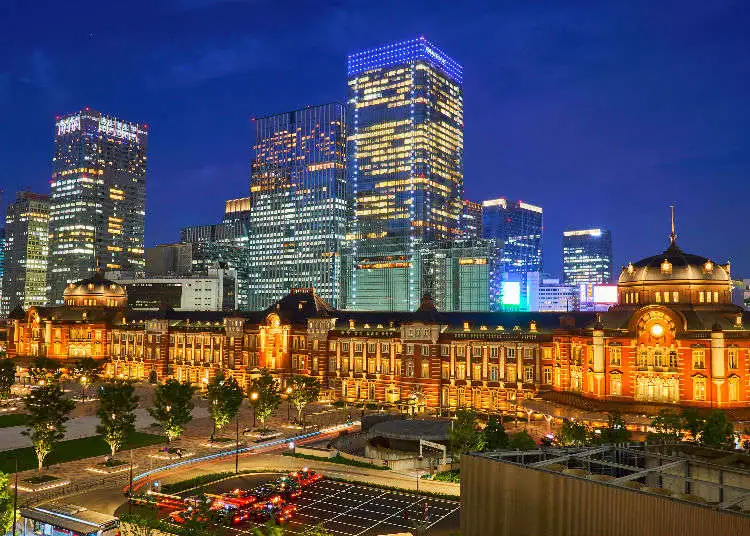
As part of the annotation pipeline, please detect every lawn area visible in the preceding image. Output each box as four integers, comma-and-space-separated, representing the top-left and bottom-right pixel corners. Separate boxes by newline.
0, 413, 29, 428
0, 431, 165, 473
283, 451, 390, 471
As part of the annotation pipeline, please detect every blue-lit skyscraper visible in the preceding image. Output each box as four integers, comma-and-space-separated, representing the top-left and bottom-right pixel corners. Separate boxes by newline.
482, 198, 543, 310
248, 103, 348, 309
562, 228, 613, 285
346, 37, 464, 311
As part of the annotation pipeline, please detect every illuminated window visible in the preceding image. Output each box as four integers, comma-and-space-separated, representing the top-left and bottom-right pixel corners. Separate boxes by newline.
491, 365, 500, 382
692, 348, 706, 369
610, 374, 622, 396
543, 367, 552, 384
699, 291, 705, 303
609, 346, 621, 366
421, 362, 430, 378
729, 376, 740, 402
669, 350, 678, 368
524, 366, 534, 383
673, 292, 679, 302
441, 362, 450, 379
693, 377, 706, 401
728, 347, 739, 369
655, 292, 661, 303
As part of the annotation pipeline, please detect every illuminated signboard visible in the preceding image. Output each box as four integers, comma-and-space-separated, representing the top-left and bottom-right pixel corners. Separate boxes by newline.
98, 117, 144, 142
593, 285, 618, 304
502, 281, 521, 306
56, 116, 81, 136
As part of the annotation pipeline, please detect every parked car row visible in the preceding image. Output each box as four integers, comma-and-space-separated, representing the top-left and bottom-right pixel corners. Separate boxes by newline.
166, 469, 322, 527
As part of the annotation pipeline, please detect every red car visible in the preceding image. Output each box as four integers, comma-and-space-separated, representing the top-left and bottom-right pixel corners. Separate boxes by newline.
250, 502, 296, 524
290, 468, 323, 487
213, 488, 258, 509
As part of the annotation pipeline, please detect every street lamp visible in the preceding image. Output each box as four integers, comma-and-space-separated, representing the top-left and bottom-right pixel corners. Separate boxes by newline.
80, 376, 88, 400
286, 386, 293, 423
250, 392, 258, 428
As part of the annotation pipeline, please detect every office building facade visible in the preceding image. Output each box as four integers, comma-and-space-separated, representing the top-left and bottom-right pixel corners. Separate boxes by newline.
249, 103, 348, 310
526, 272, 579, 312
1, 192, 50, 315
562, 228, 613, 285
346, 37, 464, 310
145, 243, 194, 276
460, 200, 482, 238
48, 109, 148, 304
482, 198, 543, 310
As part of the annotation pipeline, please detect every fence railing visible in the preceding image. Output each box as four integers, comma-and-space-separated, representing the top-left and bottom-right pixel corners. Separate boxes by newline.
19, 472, 130, 507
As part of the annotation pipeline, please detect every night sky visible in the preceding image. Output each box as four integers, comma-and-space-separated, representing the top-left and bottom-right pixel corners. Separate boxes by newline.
1, 0, 748, 278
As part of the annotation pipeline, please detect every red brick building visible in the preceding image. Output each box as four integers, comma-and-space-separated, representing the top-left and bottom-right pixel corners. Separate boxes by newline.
4, 236, 748, 412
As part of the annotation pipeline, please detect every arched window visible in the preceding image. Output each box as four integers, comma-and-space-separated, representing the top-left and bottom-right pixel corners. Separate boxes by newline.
729, 376, 741, 402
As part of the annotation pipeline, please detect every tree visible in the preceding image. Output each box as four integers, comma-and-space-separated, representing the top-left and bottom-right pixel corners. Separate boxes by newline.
96, 381, 139, 458
248, 369, 280, 429
251, 521, 285, 536
301, 525, 334, 536
287, 375, 321, 425
207, 374, 244, 437
648, 410, 683, 443
508, 430, 536, 450
700, 410, 734, 449
74, 357, 101, 399
449, 409, 484, 460
599, 412, 631, 444
148, 379, 195, 442
558, 419, 590, 447
0, 359, 16, 401
681, 408, 705, 441
0, 472, 12, 535
22, 382, 76, 471
483, 416, 509, 450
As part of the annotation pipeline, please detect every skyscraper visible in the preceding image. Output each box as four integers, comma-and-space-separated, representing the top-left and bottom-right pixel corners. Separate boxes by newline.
1, 192, 50, 315
482, 198, 543, 310
0, 227, 5, 314
562, 228, 613, 285
347, 37, 464, 310
48, 109, 148, 304
248, 103, 348, 309
460, 200, 482, 238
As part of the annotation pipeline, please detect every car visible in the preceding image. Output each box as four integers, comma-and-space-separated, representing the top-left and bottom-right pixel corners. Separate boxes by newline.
250, 502, 296, 524
169, 508, 211, 525
213, 488, 258, 508
253, 485, 284, 504
290, 468, 323, 487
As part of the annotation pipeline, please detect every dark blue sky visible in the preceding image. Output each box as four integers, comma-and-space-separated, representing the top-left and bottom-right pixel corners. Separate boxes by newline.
1, 0, 748, 277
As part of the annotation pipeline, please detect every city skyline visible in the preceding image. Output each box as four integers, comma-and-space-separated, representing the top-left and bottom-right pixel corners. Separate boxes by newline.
0, 1, 748, 278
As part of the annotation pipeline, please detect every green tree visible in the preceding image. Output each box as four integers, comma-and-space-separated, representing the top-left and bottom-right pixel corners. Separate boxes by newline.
96, 381, 139, 458
251, 521, 285, 536
599, 412, 631, 444
483, 416, 509, 450
681, 408, 705, 441
0, 359, 16, 400
148, 379, 195, 442
0, 472, 12, 534
248, 369, 281, 429
207, 374, 244, 437
508, 430, 536, 450
558, 419, 590, 446
301, 525, 334, 536
648, 410, 683, 443
22, 382, 76, 471
700, 410, 734, 449
449, 409, 485, 460
287, 375, 321, 425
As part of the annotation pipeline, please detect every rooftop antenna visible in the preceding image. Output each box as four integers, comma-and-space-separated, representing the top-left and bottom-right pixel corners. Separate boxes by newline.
669, 205, 677, 245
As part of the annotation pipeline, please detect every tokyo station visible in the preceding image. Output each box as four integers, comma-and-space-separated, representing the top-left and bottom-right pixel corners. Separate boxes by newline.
4, 232, 749, 415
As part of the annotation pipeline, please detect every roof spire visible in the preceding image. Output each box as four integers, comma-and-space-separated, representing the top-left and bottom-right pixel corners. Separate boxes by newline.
669, 205, 677, 245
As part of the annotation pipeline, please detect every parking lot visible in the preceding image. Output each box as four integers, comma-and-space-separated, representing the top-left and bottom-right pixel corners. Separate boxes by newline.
204, 476, 460, 536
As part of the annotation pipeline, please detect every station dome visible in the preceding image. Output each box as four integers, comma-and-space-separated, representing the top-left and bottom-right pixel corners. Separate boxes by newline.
63, 271, 128, 308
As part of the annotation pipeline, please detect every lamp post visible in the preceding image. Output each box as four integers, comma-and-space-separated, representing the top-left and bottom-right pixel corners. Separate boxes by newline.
165, 405, 172, 442
250, 392, 258, 429
286, 386, 293, 423
235, 412, 239, 474
80, 375, 88, 400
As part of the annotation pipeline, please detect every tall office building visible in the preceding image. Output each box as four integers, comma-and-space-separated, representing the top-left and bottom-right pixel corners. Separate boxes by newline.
482, 198, 543, 310
1, 192, 50, 315
180, 220, 250, 310
48, 109, 148, 304
0, 227, 4, 313
346, 37, 464, 310
248, 103, 348, 310
562, 228, 613, 285
460, 200, 482, 239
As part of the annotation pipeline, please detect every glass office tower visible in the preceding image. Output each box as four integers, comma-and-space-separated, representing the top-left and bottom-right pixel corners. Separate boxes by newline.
482, 198, 543, 310
347, 37, 464, 310
248, 103, 348, 309
562, 228, 613, 285
1, 192, 50, 315
48, 109, 148, 304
